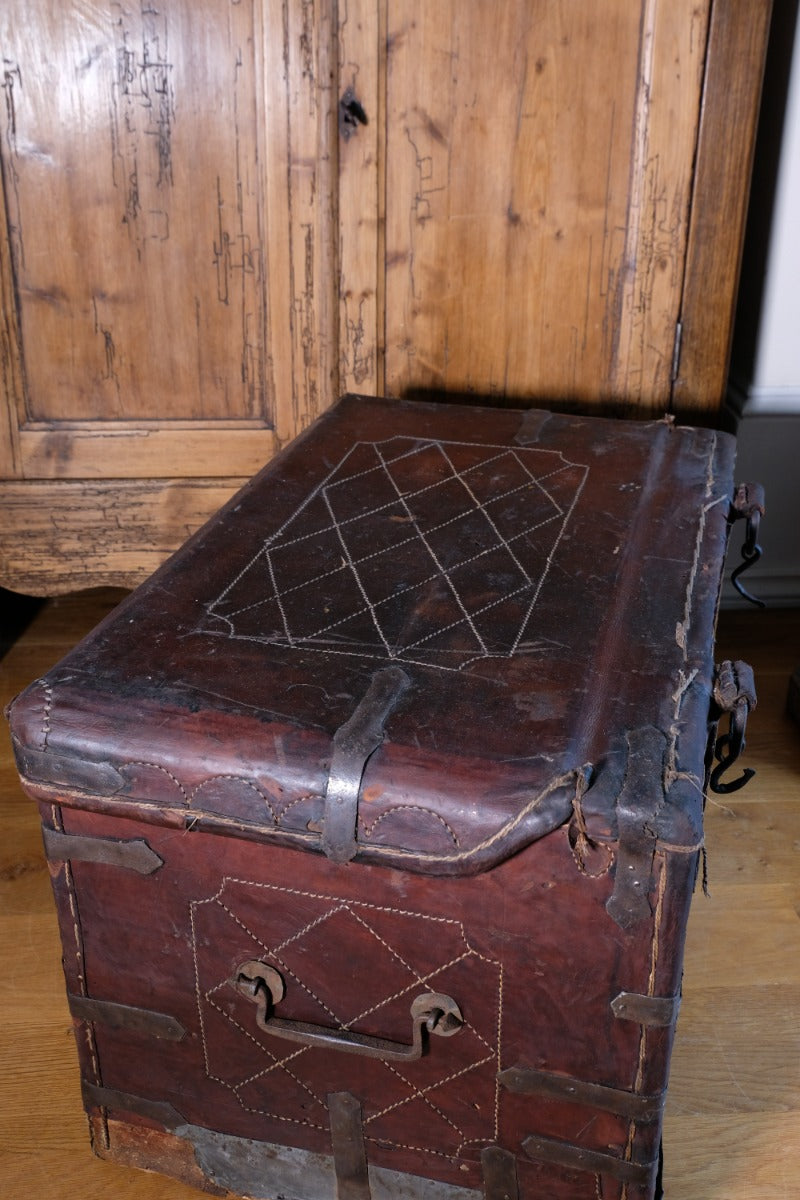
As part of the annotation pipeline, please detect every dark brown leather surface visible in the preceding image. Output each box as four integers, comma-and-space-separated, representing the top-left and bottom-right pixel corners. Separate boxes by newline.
46, 798, 690, 1198
9, 396, 736, 876
8, 397, 741, 1199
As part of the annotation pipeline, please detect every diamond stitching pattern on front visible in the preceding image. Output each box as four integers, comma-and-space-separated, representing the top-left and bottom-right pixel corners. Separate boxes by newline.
198, 437, 588, 671
190, 879, 503, 1160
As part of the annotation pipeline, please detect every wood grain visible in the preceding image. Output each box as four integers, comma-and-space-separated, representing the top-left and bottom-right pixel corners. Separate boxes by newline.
1, 597, 798, 1198
673, 0, 774, 414
381, 0, 709, 409
261, 0, 340, 446
0, 479, 246, 595
338, 0, 382, 397
0, 2, 773, 595
0, 1, 270, 427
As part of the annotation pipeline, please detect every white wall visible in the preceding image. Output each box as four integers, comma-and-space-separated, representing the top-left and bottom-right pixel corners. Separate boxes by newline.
723, 13, 800, 607
747, 13, 800, 413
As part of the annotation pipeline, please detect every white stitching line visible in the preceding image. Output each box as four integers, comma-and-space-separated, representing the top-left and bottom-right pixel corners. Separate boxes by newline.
190, 900, 214, 1078
259, 441, 575, 561
493, 963, 504, 1139
122, 765, 280, 823
675, 432, 718, 659
192, 625, 534, 674
217, 477, 561, 628
271, 904, 350, 956
40, 679, 54, 750
340, 950, 473, 1028
205, 877, 464, 926
203, 439, 581, 607
354, 767, 584, 865
323, 484, 395, 656
436, 443, 535, 586
216, 900, 342, 1022
198, 438, 589, 669
191, 899, 329, 1122
190, 878, 504, 1159
366, 1060, 470, 1136
360, 804, 460, 848
124, 760, 190, 802
191, 775, 278, 824
344, 909, 429, 988
266, 546, 294, 646
509, 460, 590, 656
375, 441, 488, 655
205, 997, 322, 1106
271, 512, 562, 648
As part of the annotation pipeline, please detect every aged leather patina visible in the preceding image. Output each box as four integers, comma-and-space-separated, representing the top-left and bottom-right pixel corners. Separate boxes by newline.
8, 396, 755, 1199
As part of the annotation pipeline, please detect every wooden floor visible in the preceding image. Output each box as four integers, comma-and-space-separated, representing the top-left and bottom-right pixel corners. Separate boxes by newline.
1, 591, 798, 1199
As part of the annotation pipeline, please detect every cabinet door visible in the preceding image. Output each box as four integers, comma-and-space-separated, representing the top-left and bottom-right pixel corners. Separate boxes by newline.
0, 0, 337, 593
338, 0, 771, 409
1, 1, 771, 595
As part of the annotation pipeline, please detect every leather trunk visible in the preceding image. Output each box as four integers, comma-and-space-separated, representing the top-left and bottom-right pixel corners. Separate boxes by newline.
7, 396, 750, 1199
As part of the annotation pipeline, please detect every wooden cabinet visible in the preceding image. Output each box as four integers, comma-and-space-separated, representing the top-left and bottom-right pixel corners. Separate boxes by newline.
0, 1, 771, 595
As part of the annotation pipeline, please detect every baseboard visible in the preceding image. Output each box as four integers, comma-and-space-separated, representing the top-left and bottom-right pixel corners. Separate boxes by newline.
721, 570, 800, 609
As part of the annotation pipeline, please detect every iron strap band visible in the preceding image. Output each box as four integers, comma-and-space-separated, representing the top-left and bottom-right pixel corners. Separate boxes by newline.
42, 825, 163, 875
498, 1066, 664, 1122
522, 1133, 658, 1186
322, 667, 410, 864
81, 1081, 185, 1131
480, 1147, 519, 1200
68, 994, 186, 1041
328, 1092, 372, 1200
611, 990, 681, 1027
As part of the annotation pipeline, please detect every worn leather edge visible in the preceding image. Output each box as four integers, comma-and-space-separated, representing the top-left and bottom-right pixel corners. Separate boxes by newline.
20, 768, 585, 878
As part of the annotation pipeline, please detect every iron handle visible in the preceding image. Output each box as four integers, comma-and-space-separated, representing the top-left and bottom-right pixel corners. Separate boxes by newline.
710, 660, 757, 794
234, 960, 463, 1062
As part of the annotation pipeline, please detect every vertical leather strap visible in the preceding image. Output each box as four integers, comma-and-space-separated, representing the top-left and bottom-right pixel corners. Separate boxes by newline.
481, 1146, 519, 1200
605, 726, 665, 929
323, 667, 410, 864
328, 1092, 372, 1200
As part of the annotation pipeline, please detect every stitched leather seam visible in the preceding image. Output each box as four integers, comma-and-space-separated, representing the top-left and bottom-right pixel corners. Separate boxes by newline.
191, 774, 278, 823
360, 805, 460, 848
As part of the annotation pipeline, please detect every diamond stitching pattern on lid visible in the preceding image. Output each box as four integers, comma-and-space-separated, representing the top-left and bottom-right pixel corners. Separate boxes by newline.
190, 879, 503, 1160
200, 437, 588, 671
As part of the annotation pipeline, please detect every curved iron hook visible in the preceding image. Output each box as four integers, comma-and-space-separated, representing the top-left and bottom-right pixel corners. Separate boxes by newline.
730, 486, 765, 608
710, 704, 755, 794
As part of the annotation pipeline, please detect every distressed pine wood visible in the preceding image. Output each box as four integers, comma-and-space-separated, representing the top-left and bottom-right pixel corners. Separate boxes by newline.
673, 0, 774, 414
0, 480, 245, 596
338, 0, 382, 395
15, 426, 276, 480
261, 0, 339, 444
1, 1, 271, 431
380, 0, 709, 407
1, 599, 799, 1198
0, 1, 772, 595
